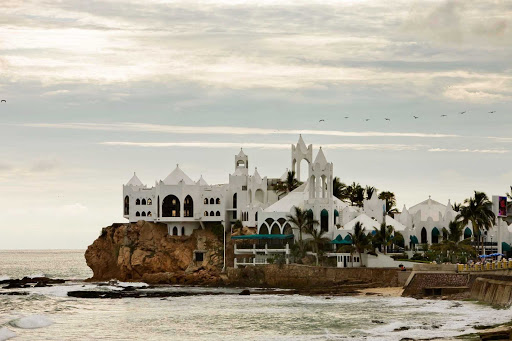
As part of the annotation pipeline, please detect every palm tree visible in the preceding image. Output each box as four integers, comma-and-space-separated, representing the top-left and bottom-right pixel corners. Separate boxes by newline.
346, 182, 365, 207
275, 171, 301, 198
333, 177, 349, 202
451, 202, 462, 212
365, 186, 377, 200
349, 221, 371, 266
378, 191, 398, 215
435, 220, 477, 262
286, 206, 318, 243
306, 228, 330, 265
456, 191, 496, 255
373, 222, 394, 254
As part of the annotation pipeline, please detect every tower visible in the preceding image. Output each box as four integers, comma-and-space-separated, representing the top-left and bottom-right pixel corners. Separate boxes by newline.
291, 135, 313, 181
234, 148, 249, 175
309, 147, 333, 200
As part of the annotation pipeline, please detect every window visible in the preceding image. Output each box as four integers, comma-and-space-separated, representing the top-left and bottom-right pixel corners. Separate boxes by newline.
162, 195, 180, 217
204, 211, 208, 216
124, 196, 129, 215
204, 198, 208, 204
320, 209, 329, 232
210, 211, 214, 217
210, 198, 214, 205
157, 196, 160, 217
147, 198, 152, 205
147, 211, 152, 217
136, 211, 140, 216
195, 252, 204, 262
141, 198, 146, 205
136, 199, 140, 205
181, 227, 185, 236
216, 198, 220, 204
172, 226, 178, 236
141, 211, 146, 216
216, 211, 220, 216
184, 195, 193, 217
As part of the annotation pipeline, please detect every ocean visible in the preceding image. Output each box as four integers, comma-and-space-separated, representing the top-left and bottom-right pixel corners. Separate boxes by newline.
1, 250, 511, 341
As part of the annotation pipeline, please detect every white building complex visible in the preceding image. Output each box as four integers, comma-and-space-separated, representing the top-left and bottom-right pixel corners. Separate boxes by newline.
123, 136, 512, 267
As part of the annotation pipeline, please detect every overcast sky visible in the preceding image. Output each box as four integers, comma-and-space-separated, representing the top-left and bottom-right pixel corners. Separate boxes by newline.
1, 0, 511, 249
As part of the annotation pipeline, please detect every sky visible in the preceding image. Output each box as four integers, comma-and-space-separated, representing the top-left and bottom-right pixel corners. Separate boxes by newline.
0, 0, 511, 249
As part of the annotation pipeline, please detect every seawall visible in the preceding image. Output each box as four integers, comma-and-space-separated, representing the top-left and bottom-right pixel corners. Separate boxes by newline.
471, 277, 512, 307
227, 264, 405, 289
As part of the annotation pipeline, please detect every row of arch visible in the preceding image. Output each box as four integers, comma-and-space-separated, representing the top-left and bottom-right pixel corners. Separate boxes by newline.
135, 198, 152, 205
204, 198, 221, 205
417, 226, 473, 244
204, 211, 221, 217
135, 211, 152, 217
170, 226, 186, 236
259, 217, 293, 235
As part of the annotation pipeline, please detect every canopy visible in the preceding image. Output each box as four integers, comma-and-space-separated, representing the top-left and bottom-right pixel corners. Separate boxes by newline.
479, 253, 504, 258
464, 227, 472, 238
432, 227, 440, 236
410, 235, 419, 244
332, 234, 352, 245
503, 242, 511, 252
231, 234, 294, 240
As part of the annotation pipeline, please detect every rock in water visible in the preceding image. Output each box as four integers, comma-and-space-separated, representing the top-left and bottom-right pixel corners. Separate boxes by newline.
85, 221, 223, 285
239, 289, 251, 295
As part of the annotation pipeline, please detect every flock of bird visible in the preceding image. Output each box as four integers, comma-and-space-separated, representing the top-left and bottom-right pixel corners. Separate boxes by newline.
319, 110, 498, 122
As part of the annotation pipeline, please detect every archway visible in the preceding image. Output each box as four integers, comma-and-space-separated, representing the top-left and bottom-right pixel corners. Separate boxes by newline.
172, 226, 178, 236
270, 223, 280, 235
124, 196, 129, 215
210, 198, 214, 205
141, 198, 146, 205
464, 227, 472, 239
431, 227, 440, 244
184, 195, 193, 217
162, 195, 180, 217
255, 189, 264, 203
216, 211, 220, 216
283, 223, 293, 235
299, 159, 309, 182
136, 211, 140, 217
233, 193, 237, 220
181, 226, 185, 236
259, 224, 269, 234
136, 198, 140, 205
157, 196, 160, 217
320, 209, 329, 232
141, 211, 146, 217
421, 227, 427, 244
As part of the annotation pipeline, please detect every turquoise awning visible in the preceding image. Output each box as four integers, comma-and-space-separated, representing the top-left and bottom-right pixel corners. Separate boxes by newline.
432, 227, 440, 236
410, 235, 419, 244
332, 234, 352, 245
231, 234, 294, 240
503, 242, 511, 252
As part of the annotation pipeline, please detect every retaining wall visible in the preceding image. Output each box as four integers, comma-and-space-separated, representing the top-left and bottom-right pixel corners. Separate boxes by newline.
471, 278, 512, 307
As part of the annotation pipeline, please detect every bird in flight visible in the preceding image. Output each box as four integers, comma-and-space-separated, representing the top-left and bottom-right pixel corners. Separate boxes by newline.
441, 115, 447, 117
413, 116, 419, 119
365, 119, 370, 121
385, 118, 391, 121
1, 100, 5, 103
344, 116, 349, 119
319, 119, 325, 122
460, 111, 466, 114
489, 111, 496, 114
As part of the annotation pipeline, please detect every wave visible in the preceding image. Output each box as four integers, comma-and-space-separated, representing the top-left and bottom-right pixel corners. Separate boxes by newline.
9, 314, 53, 329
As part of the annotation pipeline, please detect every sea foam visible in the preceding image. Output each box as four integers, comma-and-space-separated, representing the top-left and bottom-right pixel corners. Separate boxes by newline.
9, 314, 54, 329
0, 327, 16, 341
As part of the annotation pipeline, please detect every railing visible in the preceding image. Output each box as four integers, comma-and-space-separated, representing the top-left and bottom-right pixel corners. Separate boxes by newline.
458, 260, 512, 272
234, 243, 290, 255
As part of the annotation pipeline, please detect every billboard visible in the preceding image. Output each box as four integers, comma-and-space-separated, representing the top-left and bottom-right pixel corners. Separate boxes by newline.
498, 196, 507, 217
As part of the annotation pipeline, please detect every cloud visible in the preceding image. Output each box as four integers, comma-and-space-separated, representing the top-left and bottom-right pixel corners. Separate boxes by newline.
22, 122, 459, 138
428, 148, 508, 154
29, 158, 61, 173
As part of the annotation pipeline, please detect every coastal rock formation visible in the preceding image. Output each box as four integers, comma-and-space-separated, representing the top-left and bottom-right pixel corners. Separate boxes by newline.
85, 221, 223, 284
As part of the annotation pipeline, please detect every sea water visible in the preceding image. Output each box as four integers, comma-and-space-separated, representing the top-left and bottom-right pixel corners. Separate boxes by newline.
1, 250, 512, 341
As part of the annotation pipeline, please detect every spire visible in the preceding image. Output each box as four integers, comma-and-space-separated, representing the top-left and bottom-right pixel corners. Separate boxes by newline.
196, 175, 208, 186
163, 164, 195, 185
297, 134, 308, 152
253, 167, 262, 183
126, 172, 143, 186
314, 147, 328, 165
237, 148, 246, 158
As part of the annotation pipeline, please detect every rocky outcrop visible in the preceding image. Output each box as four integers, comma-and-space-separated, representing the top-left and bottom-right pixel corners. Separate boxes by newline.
85, 221, 223, 285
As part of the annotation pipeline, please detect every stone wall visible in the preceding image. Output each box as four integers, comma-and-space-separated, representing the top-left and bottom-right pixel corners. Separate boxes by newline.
471, 278, 512, 307
227, 264, 401, 289
402, 272, 469, 297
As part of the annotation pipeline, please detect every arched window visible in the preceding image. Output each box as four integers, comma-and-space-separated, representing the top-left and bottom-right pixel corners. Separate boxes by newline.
141, 198, 146, 205
124, 196, 129, 215
204, 211, 208, 216
210, 211, 214, 216
204, 198, 208, 204
210, 198, 214, 205
184, 195, 193, 217
157, 196, 160, 217
181, 226, 185, 236
216, 198, 220, 204
321, 209, 329, 232
255, 189, 264, 203
172, 226, 178, 236
136, 211, 140, 216
421, 227, 427, 244
216, 211, 220, 216
141, 211, 146, 216
277, 218, 286, 226
162, 195, 180, 217
334, 209, 339, 224
136, 198, 140, 205
147, 211, 152, 217
147, 198, 152, 205
233, 193, 237, 220
271, 223, 280, 235
464, 227, 472, 239
431, 227, 440, 244
283, 223, 293, 235
255, 212, 258, 222
307, 209, 314, 230
259, 224, 269, 234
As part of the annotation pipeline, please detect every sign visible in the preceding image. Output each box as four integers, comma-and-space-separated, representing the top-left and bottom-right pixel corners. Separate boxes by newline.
498, 196, 507, 217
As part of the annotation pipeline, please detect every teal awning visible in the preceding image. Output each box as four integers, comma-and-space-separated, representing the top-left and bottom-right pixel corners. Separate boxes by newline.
503, 242, 511, 252
432, 227, 440, 236
464, 227, 472, 238
410, 235, 419, 244
231, 234, 294, 240
344, 234, 352, 242
332, 234, 352, 245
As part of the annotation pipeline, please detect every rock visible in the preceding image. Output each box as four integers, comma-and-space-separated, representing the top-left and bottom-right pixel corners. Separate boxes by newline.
394, 326, 410, 331
34, 281, 50, 287
85, 221, 223, 284
67, 290, 225, 299
479, 326, 512, 340
239, 289, 251, 295
372, 320, 385, 324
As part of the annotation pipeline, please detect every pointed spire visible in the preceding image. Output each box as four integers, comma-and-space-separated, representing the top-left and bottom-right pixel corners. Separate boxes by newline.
237, 148, 246, 158
314, 147, 328, 165
296, 134, 307, 152
163, 164, 195, 185
126, 172, 144, 186
196, 175, 208, 186
253, 167, 262, 183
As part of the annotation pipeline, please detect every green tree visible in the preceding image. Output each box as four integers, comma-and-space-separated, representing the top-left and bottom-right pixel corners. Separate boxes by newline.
456, 191, 496, 255
333, 177, 349, 201
451, 202, 462, 212
433, 220, 477, 262
349, 221, 371, 266
275, 171, 301, 198
306, 228, 330, 265
346, 182, 365, 207
378, 191, 398, 215
365, 186, 377, 200
373, 222, 394, 254
286, 206, 318, 243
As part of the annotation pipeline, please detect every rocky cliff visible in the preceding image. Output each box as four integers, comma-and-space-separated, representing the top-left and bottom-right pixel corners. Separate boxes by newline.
85, 221, 224, 285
